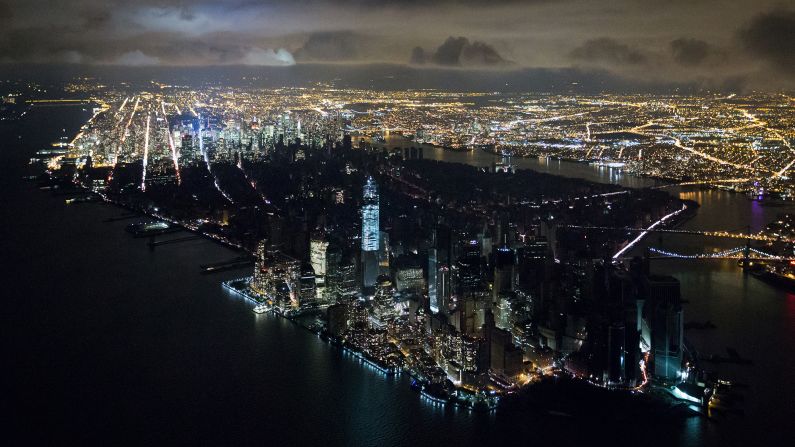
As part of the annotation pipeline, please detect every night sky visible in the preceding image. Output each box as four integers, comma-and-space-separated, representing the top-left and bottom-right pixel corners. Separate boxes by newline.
1, 1, 793, 89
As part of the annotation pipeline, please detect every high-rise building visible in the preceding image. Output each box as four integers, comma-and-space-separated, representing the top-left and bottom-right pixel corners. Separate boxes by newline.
362, 176, 379, 252
456, 237, 482, 295
253, 239, 268, 292
300, 264, 317, 308
310, 234, 329, 285
327, 245, 358, 301
395, 255, 424, 293
378, 231, 390, 275
361, 176, 380, 289
437, 264, 450, 314
429, 248, 439, 313
434, 225, 452, 315
493, 245, 515, 300
645, 275, 684, 380
251, 241, 301, 310
327, 303, 348, 337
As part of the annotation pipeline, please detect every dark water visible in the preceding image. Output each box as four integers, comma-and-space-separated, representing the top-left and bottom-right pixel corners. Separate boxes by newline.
3, 108, 792, 446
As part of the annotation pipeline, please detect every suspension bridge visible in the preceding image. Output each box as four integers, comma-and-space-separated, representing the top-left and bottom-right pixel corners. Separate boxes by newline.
559, 213, 793, 262
561, 225, 792, 243
646, 246, 795, 262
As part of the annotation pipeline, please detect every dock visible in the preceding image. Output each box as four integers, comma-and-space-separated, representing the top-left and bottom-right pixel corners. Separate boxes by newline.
103, 213, 140, 222
200, 256, 255, 274
126, 221, 183, 238
147, 235, 203, 247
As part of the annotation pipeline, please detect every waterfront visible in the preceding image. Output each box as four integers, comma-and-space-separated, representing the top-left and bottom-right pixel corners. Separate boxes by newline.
421, 138, 795, 445
3, 106, 794, 445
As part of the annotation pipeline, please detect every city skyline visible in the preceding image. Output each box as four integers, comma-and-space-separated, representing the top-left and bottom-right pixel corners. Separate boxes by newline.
5, 68, 794, 447
3, 2, 795, 446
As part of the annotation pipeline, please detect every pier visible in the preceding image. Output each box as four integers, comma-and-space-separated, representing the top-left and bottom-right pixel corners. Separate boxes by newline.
147, 235, 203, 247
200, 256, 255, 274
126, 221, 183, 238
103, 213, 140, 222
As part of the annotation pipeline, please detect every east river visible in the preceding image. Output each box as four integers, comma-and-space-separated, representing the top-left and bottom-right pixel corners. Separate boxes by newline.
3, 107, 793, 446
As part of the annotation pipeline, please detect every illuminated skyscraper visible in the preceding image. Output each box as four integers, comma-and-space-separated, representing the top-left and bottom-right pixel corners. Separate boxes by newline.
310, 234, 329, 285
361, 176, 379, 289
429, 248, 439, 313
361, 176, 379, 252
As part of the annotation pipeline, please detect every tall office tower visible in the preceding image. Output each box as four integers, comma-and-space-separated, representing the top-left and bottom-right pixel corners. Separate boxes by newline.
516, 236, 549, 297
325, 246, 342, 301
437, 264, 450, 314
378, 231, 390, 275
456, 236, 482, 295
361, 176, 380, 289
251, 241, 301, 310
299, 264, 317, 308
327, 246, 359, 302
310, 234, 329, 285
429, 248, 439, 313
492, 244, 515, 300
362, 176, 379, 251
607, 322, 627, 384
395, 255, 424, 293
326, 303, 349, 337
253, 239, 268, 292
645, 275, 684, 380
435, 225, 452, 315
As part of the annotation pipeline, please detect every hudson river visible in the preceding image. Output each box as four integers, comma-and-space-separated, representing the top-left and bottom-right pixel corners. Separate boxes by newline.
3, 107, 793, 446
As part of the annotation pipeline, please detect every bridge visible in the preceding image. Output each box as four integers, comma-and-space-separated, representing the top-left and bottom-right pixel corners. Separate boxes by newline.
561, 225, 791, 243
646, 246, 795, 262
559, 208, 792, 262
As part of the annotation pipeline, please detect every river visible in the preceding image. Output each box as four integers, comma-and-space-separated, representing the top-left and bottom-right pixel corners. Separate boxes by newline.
3, 109, 793, 446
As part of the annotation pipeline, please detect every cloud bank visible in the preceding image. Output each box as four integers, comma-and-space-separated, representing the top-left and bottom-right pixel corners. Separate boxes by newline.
0, 1, 792, 89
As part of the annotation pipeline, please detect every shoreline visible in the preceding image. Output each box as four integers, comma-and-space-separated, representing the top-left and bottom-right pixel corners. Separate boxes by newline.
476, 146, 785, 200
368, 135, 689, 194
479, 146, 675, 188
48, 183, 253, 255
221, 277, 500, 412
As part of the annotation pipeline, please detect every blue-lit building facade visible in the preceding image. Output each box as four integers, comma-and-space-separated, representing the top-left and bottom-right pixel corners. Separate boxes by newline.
362, 176, 380, 289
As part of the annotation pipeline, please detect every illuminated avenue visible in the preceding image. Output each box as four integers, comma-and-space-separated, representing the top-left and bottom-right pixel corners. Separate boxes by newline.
59, 82, 795, 201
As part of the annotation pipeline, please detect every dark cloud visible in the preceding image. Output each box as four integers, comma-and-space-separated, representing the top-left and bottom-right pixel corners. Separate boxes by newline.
432, 37, 469, 65
420, 36, 509, 67
460, 41, 508, 66
0, 0, 792, 89
670, 38, 710, 66
409, 46, 426, 65
294, 31, 362, 62
739, 9, 795, 72
570, 38, 647, 66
